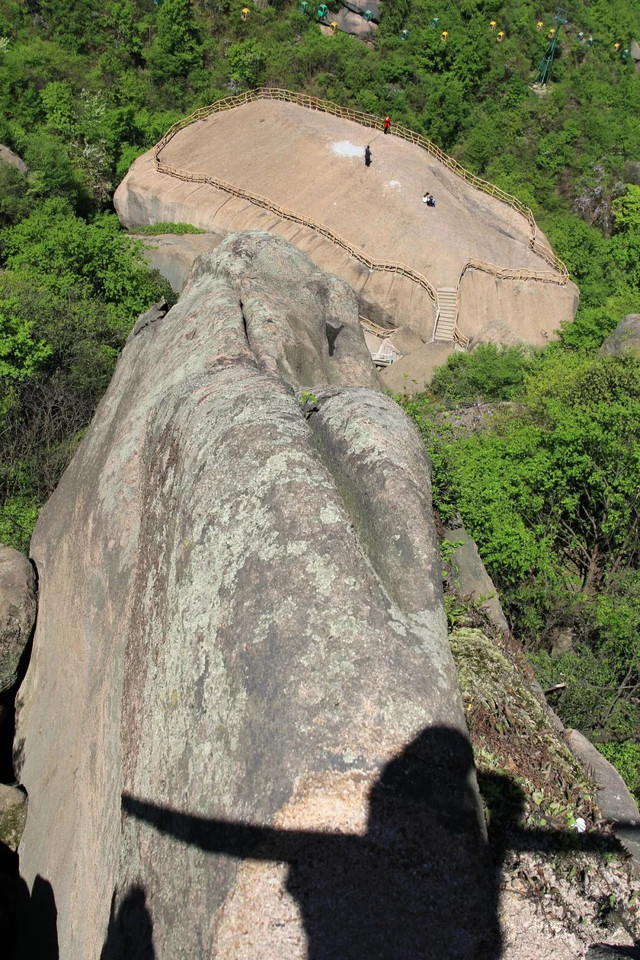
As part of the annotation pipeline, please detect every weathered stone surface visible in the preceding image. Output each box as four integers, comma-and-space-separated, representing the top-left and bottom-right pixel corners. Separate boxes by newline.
16, 232, 494, 959
340, 0, 380, 20
0, 546, 36, 695
599, 314, 640, 356
0, 145, 27, 175
443, 519, 510, 636
114, 97, 578, 352
331, 8, 378, 40
136, 231, 225, 293
460, 271, 579, 348
566, 729, 640, 868
380, 340, 457, 393
0, 783, 27, 851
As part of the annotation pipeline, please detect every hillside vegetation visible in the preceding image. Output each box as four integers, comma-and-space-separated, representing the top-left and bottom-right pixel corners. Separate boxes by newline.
0, 0, 639, 786
398, 342, 640, 797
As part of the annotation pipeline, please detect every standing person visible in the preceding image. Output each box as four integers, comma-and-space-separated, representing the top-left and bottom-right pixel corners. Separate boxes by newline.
383, 116, 391, 135
365, 145, 372, 167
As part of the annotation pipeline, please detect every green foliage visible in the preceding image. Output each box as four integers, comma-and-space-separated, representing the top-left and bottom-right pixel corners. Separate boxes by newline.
599, 742, 640, 800
133, 221, 205, 235
22, 131, 92, 213
2, 198, 169, 335
611, 184, 640, 232
394, 390, 458, 523
0, 298, 52, 380
401, 349, 640, 776
451, 352, 640, 598
0, 161, 30, 228
0, 496, 41, 554
227, 38, 267, 88
430, 343, 538, 404
532, 643, 639, 743
146, 0, 204, 79
0, 197, 171, 551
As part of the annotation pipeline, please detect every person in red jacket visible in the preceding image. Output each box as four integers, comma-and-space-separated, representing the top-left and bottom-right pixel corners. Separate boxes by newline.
383, 116, 391, 134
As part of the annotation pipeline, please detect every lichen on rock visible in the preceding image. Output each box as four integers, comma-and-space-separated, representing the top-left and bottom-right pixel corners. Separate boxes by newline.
15, 231, 491, 960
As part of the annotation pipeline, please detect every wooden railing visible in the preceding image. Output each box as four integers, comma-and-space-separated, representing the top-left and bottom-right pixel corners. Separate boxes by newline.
155, 148, 440, 309
461, 258, 567, 285
153, 87, 569, 347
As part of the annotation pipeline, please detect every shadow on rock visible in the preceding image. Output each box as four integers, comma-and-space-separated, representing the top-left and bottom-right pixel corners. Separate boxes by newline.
7, 871, 59, 960
122, 725, 640, 958
123, 726, 502, 959
100, 885, 155, 960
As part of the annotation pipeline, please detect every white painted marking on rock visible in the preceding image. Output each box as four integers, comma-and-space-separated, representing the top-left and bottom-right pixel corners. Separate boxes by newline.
332, 141, 363, 157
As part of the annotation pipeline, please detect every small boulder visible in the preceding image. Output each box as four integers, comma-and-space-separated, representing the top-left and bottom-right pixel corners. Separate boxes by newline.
0, 783, 27, 851
0, 547, 36, 695
0, 145, 27, 175
443, 519, 510, 636
599, 314, 640, 356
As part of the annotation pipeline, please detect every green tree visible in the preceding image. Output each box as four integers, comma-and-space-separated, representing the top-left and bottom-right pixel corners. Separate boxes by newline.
430, 343, 538, 404
2, 198, 168, 334
0, 297, 53, 380
228, 38, 267, 88
146, 0, 203, 78
0, 161, 30, 228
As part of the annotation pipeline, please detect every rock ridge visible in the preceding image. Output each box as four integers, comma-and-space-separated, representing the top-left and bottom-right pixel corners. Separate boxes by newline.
15, 231, 494, 959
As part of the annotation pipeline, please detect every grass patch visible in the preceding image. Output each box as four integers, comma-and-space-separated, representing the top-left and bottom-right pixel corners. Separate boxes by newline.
134, 222, 206, 236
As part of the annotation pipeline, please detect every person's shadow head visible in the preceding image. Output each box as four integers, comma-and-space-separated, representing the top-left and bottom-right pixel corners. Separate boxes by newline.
369, 725, 483, 837
100, 885, 155, 960
12, 872, 59, 960
121, 726, 511, 959
285, 725, 502, 960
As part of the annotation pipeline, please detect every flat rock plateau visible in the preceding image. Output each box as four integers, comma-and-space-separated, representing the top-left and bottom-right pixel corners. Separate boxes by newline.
115, 96, 578, 376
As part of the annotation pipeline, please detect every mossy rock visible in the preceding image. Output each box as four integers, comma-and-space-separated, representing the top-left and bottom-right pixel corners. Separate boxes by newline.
450, 628, 598, 831
0, 784, 27, 851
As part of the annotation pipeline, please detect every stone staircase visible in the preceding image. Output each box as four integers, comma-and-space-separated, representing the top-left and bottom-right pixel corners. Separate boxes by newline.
433, 286, 457, 341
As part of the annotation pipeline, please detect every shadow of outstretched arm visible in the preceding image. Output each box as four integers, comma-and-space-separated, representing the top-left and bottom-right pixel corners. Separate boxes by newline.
121, 792, 349, 862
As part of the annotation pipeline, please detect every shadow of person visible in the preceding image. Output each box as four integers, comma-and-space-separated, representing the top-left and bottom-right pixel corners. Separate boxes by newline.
10, 872, 59, 960
100, 885, 155, 960
477, 770, 526, 876
479, 772, 640, 960
123, 726, 501, 959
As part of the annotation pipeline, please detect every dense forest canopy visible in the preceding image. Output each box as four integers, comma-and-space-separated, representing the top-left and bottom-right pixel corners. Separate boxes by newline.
0, 0, 639, 789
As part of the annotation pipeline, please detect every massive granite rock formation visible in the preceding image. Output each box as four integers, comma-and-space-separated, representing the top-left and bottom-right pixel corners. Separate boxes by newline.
114, 97, 579, 359
15, 232, 496, 959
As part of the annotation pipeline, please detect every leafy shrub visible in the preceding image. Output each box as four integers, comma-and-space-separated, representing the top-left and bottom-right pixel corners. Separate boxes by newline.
430, 344, 538, 404
134, 222, 205, 236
